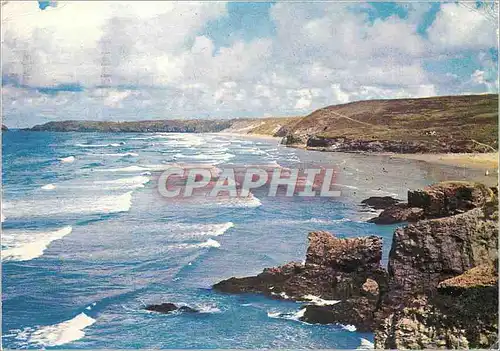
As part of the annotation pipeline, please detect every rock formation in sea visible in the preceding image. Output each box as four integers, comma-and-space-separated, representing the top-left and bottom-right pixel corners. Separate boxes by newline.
1, 124, 8, 131
360, 196, 402, 210
375, 182, 498, 349
213, 181, 498, 349
145, 303, 198, 314
369, 181, 494, 224
214, 232, 388, 331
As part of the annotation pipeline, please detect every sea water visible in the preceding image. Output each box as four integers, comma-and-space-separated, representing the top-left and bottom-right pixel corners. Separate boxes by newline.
2, 131, 476, 349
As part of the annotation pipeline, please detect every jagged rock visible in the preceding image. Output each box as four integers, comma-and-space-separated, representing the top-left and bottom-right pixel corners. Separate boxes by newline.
376, 264, 498, 349
369, 181, 494, 224
374, 194, 498, 349
302, 297, 376, 331
408, 181, 494, 218
368, 204, 424, 224
214, 231, 388, 329
386, 205, 498, 299
145, 303, 198, 314
281, 134, 307, 146
361, 196, 402, 210
437, 263, 498, 294
362, 278, 379, 297
305, 232, 382, 271
306, 136, 336, 148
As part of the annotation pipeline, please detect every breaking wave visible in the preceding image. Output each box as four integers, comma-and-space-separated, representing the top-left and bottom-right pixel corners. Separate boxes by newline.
11, 309, 96, 347
2, 226, 73, 262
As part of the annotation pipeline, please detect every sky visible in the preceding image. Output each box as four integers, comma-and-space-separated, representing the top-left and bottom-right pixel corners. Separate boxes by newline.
1, 1, 498, 128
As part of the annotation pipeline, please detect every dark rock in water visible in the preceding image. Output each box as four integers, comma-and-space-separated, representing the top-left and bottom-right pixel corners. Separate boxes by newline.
1, 124, 8, 131
145, 303, 198, 314
368, 204, 424, 224
302, 297, 376, 332
214, 231, 388, 330
361, 196, 401, 210
369, 181, 494, 224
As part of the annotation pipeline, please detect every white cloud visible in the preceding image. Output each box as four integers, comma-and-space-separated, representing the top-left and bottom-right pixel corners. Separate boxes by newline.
1, 1, 497, 127
427, 3, 498, 51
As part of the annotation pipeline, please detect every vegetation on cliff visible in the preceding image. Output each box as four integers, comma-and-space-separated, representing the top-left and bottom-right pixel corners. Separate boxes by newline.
282, 94, 498, 153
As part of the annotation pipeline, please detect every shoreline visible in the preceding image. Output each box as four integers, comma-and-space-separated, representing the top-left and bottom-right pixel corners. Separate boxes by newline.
216, 131, 281, 141
388, 152, 498, 171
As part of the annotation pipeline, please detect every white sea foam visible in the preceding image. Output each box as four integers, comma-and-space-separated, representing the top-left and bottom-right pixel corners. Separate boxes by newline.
276, 217, 350, 225
3, 191, 133, 218
197, 239, 220, 248
173, 152, 235, 161
174, 239, 221, 250
96, 165, 151, 172
271, 291, 291, 299
195, 304, 221, 314
169, 222, 234, 238
342, 324, 357, 332
2, 226, 73, 261
94, 176, 150, 189
59, 156, 75, 163
267, 308, 306, 322
1, 212, 5, 223
41, 184, 56, 190
302, 294, 340, 306
15, 311, 96, 347
210, 194, 262, 208
357, 338, 375, 349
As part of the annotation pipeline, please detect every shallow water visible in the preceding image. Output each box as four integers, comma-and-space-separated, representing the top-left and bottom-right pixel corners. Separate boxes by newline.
1, 131, 478, 349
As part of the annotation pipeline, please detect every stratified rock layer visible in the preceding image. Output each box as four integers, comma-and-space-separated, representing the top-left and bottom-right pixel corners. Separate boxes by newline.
370, 181, 494, 224
213, 232, 387, 331
374, 183, 498, 349
213, 181, 498, 347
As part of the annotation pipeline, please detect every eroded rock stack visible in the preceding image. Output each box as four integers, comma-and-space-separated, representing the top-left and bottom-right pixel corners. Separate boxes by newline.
369, 181, 495, 224
213, 232, 388, 331
213, 181, 498, 349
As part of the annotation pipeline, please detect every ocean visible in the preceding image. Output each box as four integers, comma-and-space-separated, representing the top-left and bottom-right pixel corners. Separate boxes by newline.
1, 131, 479, 349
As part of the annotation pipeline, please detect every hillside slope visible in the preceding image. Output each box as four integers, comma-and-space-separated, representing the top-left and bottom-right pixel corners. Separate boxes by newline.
28, 119, 234, 133
282, 94, 498, 153
27, 117, 302, 136
220, 117, 301, 136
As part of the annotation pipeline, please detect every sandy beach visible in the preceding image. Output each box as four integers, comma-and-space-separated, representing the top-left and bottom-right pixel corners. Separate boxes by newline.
390, 152, 498, 171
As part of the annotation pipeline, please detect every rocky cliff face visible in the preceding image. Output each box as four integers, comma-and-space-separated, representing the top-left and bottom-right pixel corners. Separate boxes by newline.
369, 181, 495, 224
374, 182, 498, 349
213, 232, 388, 331
213, 181, 498, 348
376, 263, 498, 349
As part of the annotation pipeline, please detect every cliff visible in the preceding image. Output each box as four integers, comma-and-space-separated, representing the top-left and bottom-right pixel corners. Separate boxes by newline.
27, 119, 234, 133
213, 181, 499, 348
213, 232, 388, 331
281, 94, 498, 153
26, 117, 301, 135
